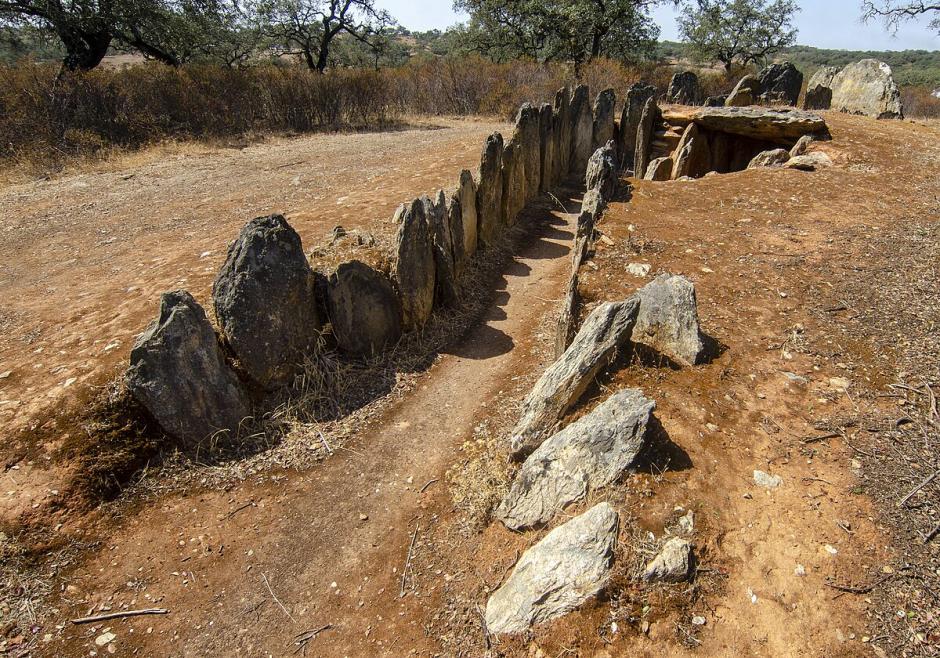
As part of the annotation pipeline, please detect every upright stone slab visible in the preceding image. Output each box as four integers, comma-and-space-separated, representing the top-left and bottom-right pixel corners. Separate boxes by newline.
213, 214, 320, 390
510, 299, 641, 458
569, 85, 594, 175
585, 141, 618, 200
446, 191, 466, 277
554, 87, 572, 181
426, 190, 458, 307
497, 389, 655, 530
539, 103, 555, 193
394, 198, 436, 330
484, 503, 619, 635
501, 137, 526, 226
756, 62, 803, 106
671, 123, 712, 179
725, 75, 759, 107
127, 290, 249, 449
631, 274, 705, 366
619, 83, 656, 170
476, 133, 504, 248
803, 66, 838, 110
519, 104, 542, 201
633, 97, 659, 180
830, 59, 903, 119
456, 169, 478, 262
644, 157, 673, 181
327, 260, 402, 356
666, 71, 703, 106
592, 88, 616, 152
709, 131, 732, 173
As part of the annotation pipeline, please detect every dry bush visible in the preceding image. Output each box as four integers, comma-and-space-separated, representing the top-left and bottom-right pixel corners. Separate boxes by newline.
901, 85, 940, 119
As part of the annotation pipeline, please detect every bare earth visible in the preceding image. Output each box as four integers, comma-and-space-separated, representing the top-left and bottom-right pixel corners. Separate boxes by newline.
2, 113, 939, 657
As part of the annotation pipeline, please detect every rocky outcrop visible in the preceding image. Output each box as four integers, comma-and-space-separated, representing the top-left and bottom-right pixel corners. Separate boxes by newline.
510, 299, 640, 458
725, 75, 759, 107
213, 214, 320, 390
327, 260, 402, 356
476, 133, 504, 247
501, 137, 527, 225
665, 106, 828, 142
756, 62, 803, 106
516, 103, 541, 201
592, 88, 616, 152
633, 97, 660, 180
748, 148, 791, 168
672, 123, 712, 180
127, 290, 249, 448
666, 71, 703, 106
631, 274, 705, 366
643, 537, 693, 583
485, 503, 619, 635
395, 198, 436, 330
570, 85, 595, 174
803, 66, 838, 110
585, 141, 618, 199
830, 59, 903, 119
497, 389, 655, 530
619, 83, 656, 170
456, 169, 478, 268
426, 190, 459, 307
644, 157, 673, 181
539, 103, 555, 193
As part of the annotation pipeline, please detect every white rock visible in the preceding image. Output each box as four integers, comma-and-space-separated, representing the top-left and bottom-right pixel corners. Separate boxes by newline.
753, 470, 782, 489
643, 537, 692, 583
627, 263, 651, 277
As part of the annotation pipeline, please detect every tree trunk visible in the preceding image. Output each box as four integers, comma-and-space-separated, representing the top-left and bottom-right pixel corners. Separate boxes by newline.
315, 27, 332, 73
59, 29, 113, 72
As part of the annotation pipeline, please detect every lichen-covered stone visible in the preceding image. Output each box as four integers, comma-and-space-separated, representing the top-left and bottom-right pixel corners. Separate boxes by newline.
327, 260, 402, 356
476, 133, 504, 247
394, 198, 435, 330
570, 85, 594, 174
592, 88, 616, 152
631, 274, 705, 366
830, 59, 903, 119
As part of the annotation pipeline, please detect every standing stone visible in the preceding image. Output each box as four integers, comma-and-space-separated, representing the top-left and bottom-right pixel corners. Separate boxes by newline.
666, 71, 703, 106
643, 537, 693, 583
830, 59, 903, 119
554, 87, 572, 181
539, 103, 555, 193
394, 198, 436, 330
633, 97, 659, 180
592, 88, 616, 152
585, 141, 618, 200
644, 157, 673, 181
476, 133, 504, 248
456, 169, 478, 261
569, 85, 594, 174
127, 290, 249, 449
501, 137, 527, 225
725, 74, 759, 107
756, 62, 803, 106
326, 260, 402, 356
426, 190, 458, 307
803, 65, 838, 110
619, 83, 656, 170
484, 503, 619, 635
213, 214, 320, 390
672, 123, 712, 179
709, 130, 733, 173
497, 389, 655, 530
510, 299, 641, 458
516, 103, 541, 201
446, 191, 465, 277
631, 274, 705, 366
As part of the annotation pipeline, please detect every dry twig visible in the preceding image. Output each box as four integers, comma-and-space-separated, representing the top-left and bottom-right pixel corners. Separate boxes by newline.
71, 608, 168, 624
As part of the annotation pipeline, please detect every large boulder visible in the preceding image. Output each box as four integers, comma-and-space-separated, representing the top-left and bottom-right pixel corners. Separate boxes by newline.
592, 88, 617, 152
426, 190, 458, 307
631, 274, 705, 366
671, 123, 712, 179
666, 71, 703, 106
664, 106, 828, 142
756, 62, 803, 106
394, 198, 436, 330
830, 59, 903, 119
127, 290, 249, 449
501, 136, 527, 225
619, 83, 656, 170
553, 87, 572, 180
539, 103, 555, 192
456, 169, 478, 264
569, 85, 595, 174
213, 214, 320, 390
725, 75, 759, 107
633, 97, 660, 179
510, 299, 640, 458
748, 148, 791, 168
803, 66, 838, 110
585, 141, 618, 199
497, 389, 655, 530
476, 133, 505, 247
327, 260, 402, 356
484, 503, 619, 635
644, 156, 674, 181
516, 103, 541, 201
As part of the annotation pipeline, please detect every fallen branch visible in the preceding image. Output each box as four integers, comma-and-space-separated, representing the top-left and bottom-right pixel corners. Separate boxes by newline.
418, 479, 438, 493
262, 572, 296, 624
898, 469, 939, 508
826, 571, 901, 597
801, 433, 840, 444
293, 624, 332, 655
399, 525, 419, 598
71, 609, 168, 624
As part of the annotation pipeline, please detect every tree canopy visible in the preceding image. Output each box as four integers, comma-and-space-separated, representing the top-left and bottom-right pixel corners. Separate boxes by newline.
861, 1, 940, 33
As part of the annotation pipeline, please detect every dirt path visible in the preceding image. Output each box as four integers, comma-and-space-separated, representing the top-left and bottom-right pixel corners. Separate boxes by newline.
48, 197, 578, 657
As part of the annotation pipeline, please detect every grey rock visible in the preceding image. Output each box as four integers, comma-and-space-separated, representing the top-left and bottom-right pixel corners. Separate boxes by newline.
554, 87, 572, 180
592, 88, 616, 152
789, 134, 814, 158
803, 66, 838, 110
394, 198, 436, 330
753, 469, 782, 488
457, 169, 478, 262
501, 136, 527, 225
644, 156, 673, 181
619, 83, 656, 170
497, 389, 655, 530
539, 103, 555, 192
570, 85, 595, 174
585, 141, 618, 199
476, 133, 505, 247
127, 290, 249, 449
580, 188, 604, 223
633, 97, 660, 181
705, 94, 727, 107
785, 151, 832, 171
807, 65, 839, 90
757, 62, 803, 106
484, 503, 619, 635
516, 103, 541, 201
510, 299, 640, 458
643, 537, 693, 583
725, 75, 759, 107
327, 260, 402, 356
748, 148, 791, 168
666, 71, 703, 106
426, 190, 458, 307
672, 123, 712, 179
213, 214, 320, 390
686, 106, 828, 142
831, 59, 903, 119
631, 274, 705, 367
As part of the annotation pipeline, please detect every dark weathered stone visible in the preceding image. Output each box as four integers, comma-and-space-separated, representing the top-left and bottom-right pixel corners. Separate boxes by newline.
394, 198, 436, 330
213, 214, 320, 390
456, 169, 478, 262
666, 70, 703, 106
501, 137, 526, 225
633, 97, 659, 180
705, 95, 727, 107
831, 59, 903, 119
569, 85, 594, 174
553, 87, 572, 181
539, 103, 555, 192
802, 66, 838, 110
757, 62, 803, 106
127, 290, 249, 449
327, 260, 402, 356
426, 190, 458, 307
592, 88, 616, 152
516, 103, 541, 201
476, 133, 504, 247
618, 83, 656, 170
709, 130, 733, 173
585, 141, 618, 199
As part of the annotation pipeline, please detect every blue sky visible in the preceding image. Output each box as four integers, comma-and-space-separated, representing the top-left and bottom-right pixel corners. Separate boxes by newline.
376, 0, 939, 51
